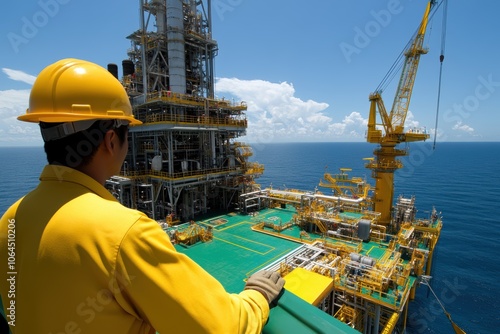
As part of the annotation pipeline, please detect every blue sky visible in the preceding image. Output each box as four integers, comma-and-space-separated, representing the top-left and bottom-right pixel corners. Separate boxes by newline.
1, 0, 499, 146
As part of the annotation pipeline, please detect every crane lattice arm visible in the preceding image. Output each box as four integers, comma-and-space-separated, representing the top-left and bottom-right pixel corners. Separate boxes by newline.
367, 0, 435, 144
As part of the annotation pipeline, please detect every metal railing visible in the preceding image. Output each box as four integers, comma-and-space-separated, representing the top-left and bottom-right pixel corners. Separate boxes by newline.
142, 112, 247, 128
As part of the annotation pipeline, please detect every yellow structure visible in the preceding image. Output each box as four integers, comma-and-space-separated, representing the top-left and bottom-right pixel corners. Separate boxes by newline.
244, 179, 442, 332
319, 168, 371, 200
366, 1, 434, 226
284, 268, 334, 306
173, 221, 213, 245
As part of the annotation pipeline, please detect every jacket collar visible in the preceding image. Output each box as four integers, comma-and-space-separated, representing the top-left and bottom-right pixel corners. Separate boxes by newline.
40, 164, 118, 202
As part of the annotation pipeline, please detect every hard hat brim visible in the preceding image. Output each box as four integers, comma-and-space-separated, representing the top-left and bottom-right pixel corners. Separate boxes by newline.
17, 112, 142, 125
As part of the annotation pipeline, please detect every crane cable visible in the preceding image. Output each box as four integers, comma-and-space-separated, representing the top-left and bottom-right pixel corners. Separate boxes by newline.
433, 0, 448, 149
419, 275, 467, 334
375, 1, 444, 94
375, 24, 415, 94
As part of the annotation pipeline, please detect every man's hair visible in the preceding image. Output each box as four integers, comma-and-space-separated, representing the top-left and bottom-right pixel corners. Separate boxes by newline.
41, 120, 128, 169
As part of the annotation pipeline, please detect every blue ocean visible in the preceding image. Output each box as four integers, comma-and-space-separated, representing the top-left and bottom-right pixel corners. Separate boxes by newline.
1, 142, 498, 334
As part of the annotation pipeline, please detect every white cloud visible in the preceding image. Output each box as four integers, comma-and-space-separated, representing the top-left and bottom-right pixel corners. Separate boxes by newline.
343, 112, 368, 127
2, 68, 36, 85
0, 89, 30, 112
8, 124, 39, 135
405, 111, 420, 129
0, 120, 41, 145
216, 78, 368, 142
0, 69, 42, 146
452, 121, 474, 133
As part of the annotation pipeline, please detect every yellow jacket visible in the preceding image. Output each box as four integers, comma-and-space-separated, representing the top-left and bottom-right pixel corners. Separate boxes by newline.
0, 165, 269, 333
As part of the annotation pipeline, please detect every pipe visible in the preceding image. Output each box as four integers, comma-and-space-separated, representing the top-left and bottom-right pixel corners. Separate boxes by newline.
314, 194, 365, 204
166, 0, 186, 93
374, 304, 381, 334
140, 0, 147, 94
240, 190, 265, 197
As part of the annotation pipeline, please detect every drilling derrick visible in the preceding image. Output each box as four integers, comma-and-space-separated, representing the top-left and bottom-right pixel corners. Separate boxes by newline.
106, 0, 263, 222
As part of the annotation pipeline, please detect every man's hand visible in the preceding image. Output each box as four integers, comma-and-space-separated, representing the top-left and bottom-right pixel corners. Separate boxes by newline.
244, 270, 285, 306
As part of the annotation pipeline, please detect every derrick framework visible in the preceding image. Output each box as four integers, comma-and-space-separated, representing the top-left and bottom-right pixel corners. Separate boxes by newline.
105, 0, 262, 222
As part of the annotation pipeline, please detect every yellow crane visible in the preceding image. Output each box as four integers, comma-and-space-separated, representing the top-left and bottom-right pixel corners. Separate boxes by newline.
366, 0, 435, 226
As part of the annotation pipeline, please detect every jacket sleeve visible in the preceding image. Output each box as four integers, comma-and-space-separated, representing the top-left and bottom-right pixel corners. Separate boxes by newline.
113, 216, 269, 334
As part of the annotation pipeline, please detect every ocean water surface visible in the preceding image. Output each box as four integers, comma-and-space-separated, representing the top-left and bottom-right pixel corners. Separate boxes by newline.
1, 142, 498, 333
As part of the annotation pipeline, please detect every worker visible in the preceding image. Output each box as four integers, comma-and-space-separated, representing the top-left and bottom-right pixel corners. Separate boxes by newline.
0, 58, 285, 333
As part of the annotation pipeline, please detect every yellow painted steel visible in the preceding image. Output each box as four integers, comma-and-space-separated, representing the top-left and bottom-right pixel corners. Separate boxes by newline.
334, 305, 362, 329
319, 168, 372, 201
365, 1, 434, 225
284, 268, 334, 306
381, 312, 400, 334
173, 221, 213, 245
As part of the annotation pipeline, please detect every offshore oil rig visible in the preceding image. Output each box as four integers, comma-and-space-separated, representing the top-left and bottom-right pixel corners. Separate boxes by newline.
105, 1, 458, 333
105, 0, 262, 223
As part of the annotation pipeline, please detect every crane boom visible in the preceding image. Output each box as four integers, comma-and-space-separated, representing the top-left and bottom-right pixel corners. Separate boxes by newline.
390, 0, 433, 133
367, 0, 434, 143
365, 0, 436, 227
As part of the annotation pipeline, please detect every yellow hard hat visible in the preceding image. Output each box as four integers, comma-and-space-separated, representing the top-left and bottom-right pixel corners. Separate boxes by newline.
18, 58, 142, 126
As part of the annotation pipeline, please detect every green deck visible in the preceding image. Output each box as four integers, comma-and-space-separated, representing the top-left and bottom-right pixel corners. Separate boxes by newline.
172, 205, 419, 291
173, 207, 301, 293
171, 206, 361, 333
170, 205, 420, 332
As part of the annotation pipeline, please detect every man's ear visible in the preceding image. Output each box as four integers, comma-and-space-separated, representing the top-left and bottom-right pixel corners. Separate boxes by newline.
102, 129, 116, 153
